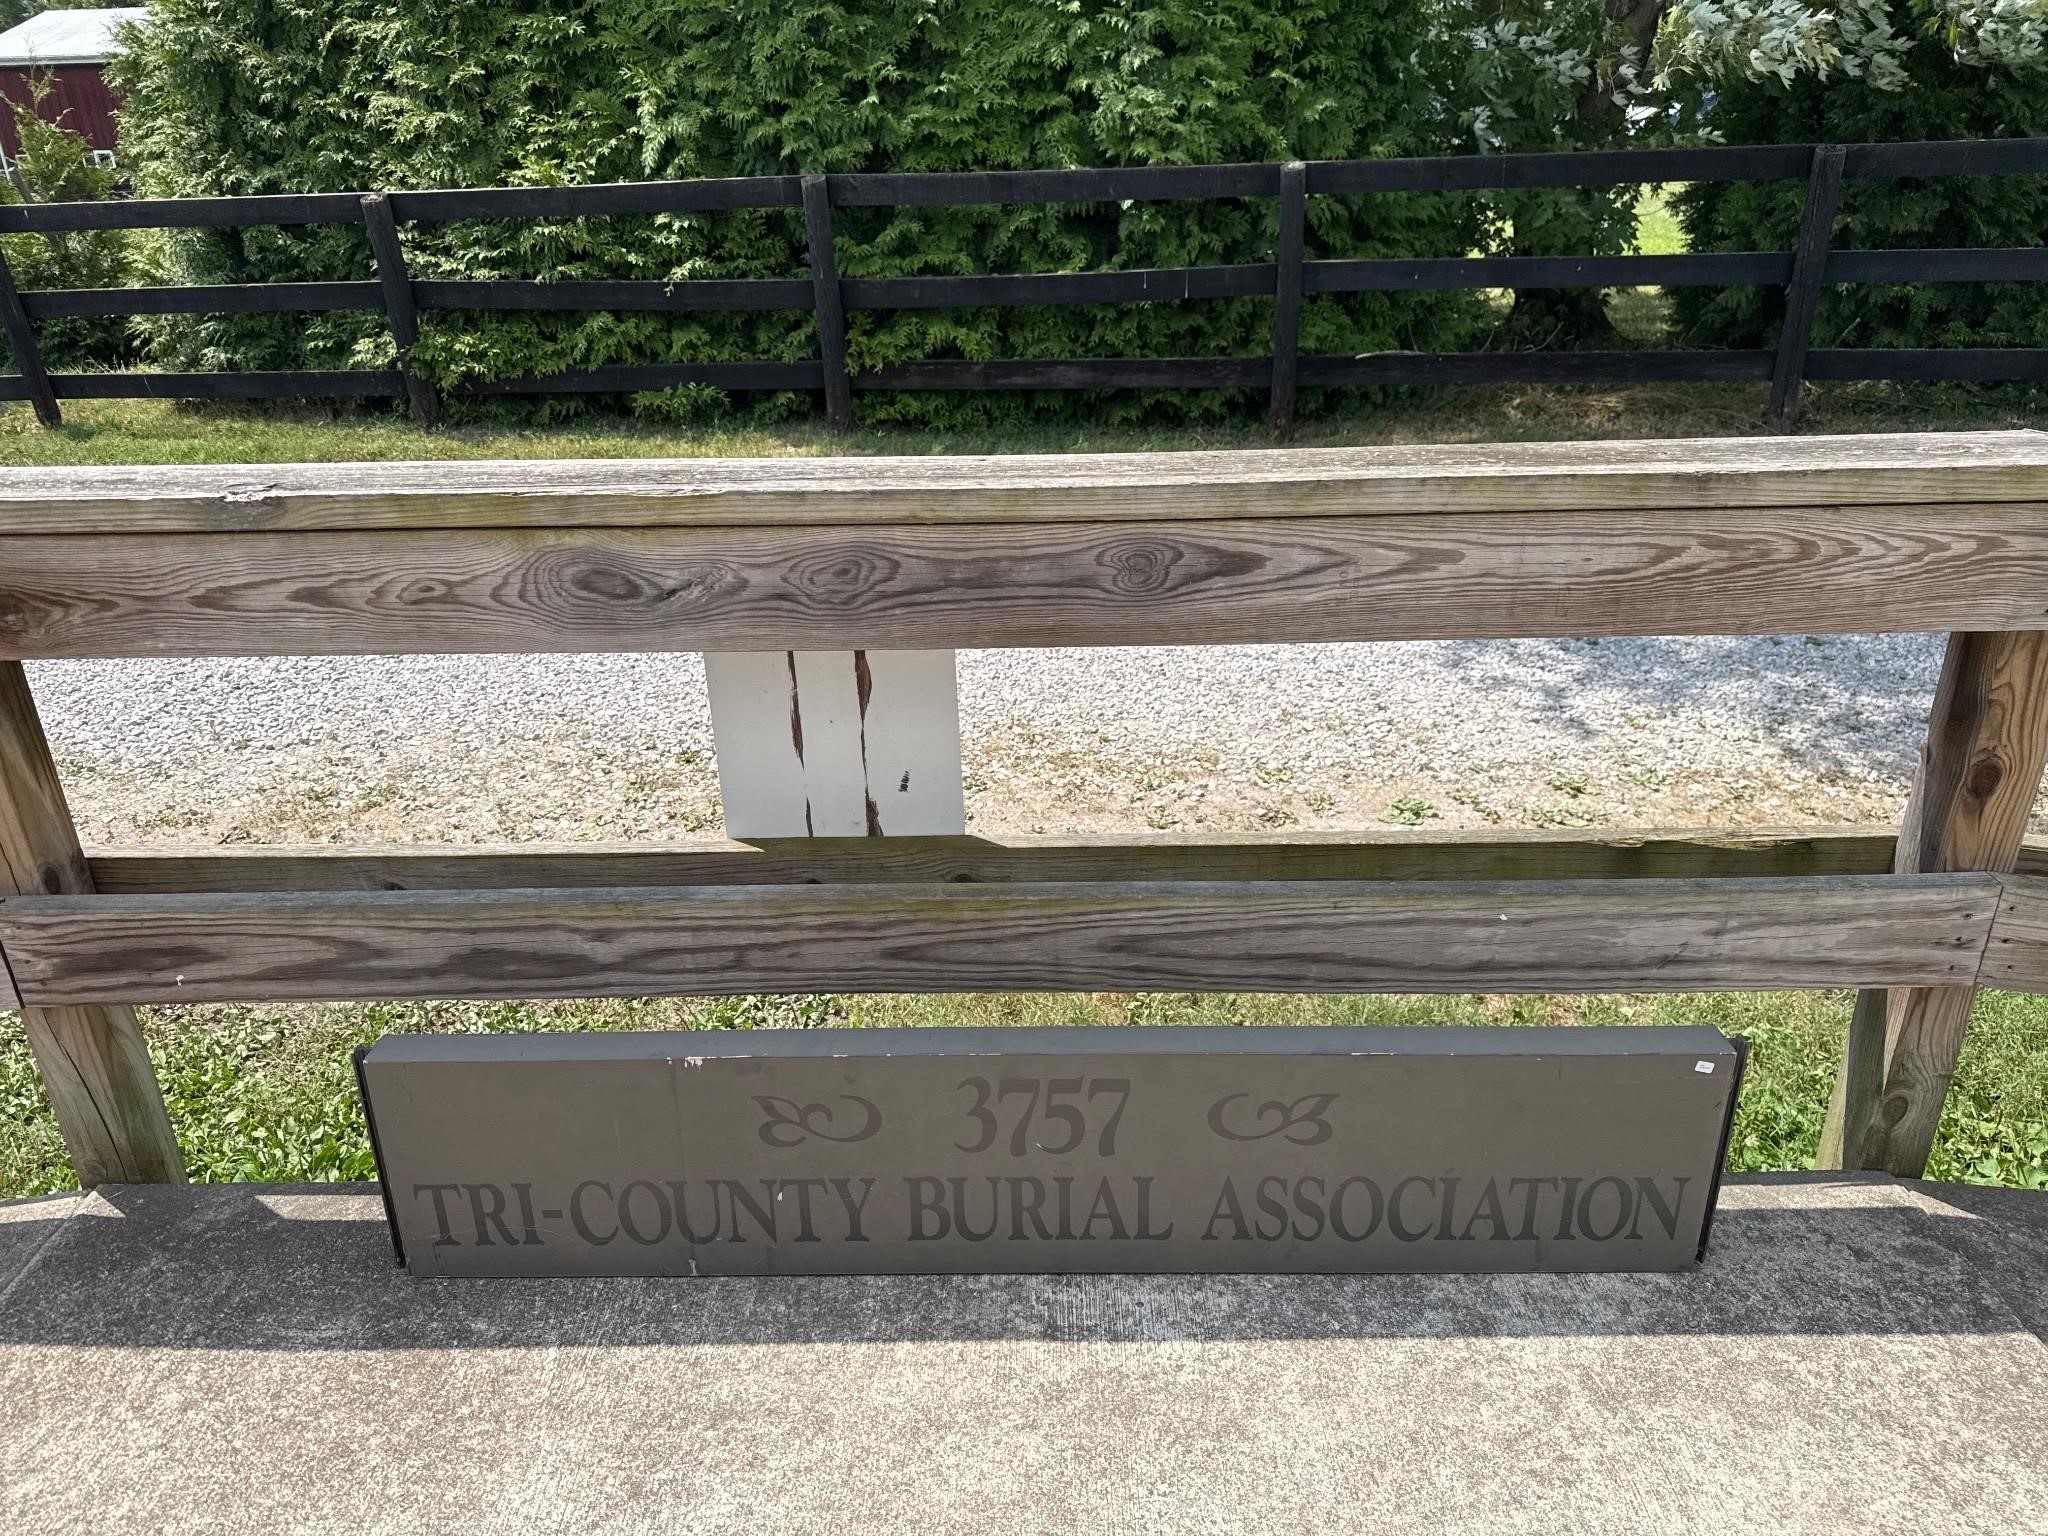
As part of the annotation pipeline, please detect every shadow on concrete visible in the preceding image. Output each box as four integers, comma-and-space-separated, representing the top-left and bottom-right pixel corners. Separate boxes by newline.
0, 1175, 2040, 1351
0, 1191, 81, 1303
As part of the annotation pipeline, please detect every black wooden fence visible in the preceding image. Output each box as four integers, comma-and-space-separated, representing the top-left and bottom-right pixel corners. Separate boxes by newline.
1, 137, 2045, 433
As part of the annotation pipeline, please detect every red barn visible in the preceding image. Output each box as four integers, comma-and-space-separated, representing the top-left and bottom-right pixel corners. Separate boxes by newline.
0, 7, 147, 169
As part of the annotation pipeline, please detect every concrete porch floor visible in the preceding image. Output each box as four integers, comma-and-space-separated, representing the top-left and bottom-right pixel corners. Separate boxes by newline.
1, 1173, 2044, 1535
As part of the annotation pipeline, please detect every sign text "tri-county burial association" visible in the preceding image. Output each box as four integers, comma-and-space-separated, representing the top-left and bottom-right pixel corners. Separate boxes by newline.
358, 1026, 1743, 1278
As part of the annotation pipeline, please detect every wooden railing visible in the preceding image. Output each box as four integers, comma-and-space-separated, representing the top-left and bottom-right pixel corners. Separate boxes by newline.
1, 431, 2046, 1188
1, 139, 2045, 432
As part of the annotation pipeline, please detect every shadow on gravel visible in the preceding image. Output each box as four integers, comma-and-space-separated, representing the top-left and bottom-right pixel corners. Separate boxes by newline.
1425, 634, 1943, 783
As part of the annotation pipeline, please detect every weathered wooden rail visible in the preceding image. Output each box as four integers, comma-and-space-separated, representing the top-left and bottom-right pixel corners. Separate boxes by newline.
0, 138, 2045, 431
1, 430, 2046, 1187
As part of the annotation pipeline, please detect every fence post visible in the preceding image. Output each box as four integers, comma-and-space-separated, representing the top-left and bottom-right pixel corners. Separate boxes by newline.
1816, 985, 1887, 1170
705, 649, 966, 837
0, 245, 61, 428
801, 173, 853, 430
1818, 628, 2048, 1177
1269, 160, 1307, 436
1765, 143, 1846, 432
360, 192, 438, 430
0, 661, 183, 1185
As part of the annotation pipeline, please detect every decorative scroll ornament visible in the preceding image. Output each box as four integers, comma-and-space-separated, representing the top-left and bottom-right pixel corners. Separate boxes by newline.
1206, 1092, 1339, 1146
753, 1094, 883, 1147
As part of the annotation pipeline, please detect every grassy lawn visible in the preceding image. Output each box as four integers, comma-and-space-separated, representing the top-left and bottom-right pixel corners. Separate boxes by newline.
1, 329, 2044, 1198
1608, 186, 1688, 342
1633, 186, 1686, 257
5, 989, 2047, 1199
3, 378, 2046, 471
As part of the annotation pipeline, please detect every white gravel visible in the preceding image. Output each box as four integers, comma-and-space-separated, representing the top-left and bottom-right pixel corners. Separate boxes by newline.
25, 633, 1945, 846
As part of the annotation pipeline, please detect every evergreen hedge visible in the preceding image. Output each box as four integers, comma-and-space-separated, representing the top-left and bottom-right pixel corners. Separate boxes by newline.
114, 0, 1487, 424
1671, 26, 2048, 356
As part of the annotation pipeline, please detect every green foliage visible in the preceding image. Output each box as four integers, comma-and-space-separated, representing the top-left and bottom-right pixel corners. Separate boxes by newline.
1379, 795, 1440, 824
1719, 1019, 1840, 1171
0, 1010, 69, 1197
1428, 0, 1655, 258
1664, 1, 2048, 352
1, 73, 140, 367
1925, 987, 2048, 1188
111, 0, 1487, 426
1632, 186, 1685, 256
154, 1009, 379, 1183
9, 986, 2048, 1198
1418, 0, 1674, 345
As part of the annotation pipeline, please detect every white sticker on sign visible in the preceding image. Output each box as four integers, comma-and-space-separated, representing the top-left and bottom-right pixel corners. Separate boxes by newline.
1694, 1061, 1716, 1074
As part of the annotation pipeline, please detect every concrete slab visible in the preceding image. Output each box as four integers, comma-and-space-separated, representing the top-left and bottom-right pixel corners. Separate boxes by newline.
0, 1174, 2044, 1535
0, 1191, 80, 1296
1908, 1178, 2048, 1345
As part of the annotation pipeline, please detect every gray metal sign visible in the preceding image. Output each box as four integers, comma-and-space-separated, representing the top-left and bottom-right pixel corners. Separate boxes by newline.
357, 1025, 1744, 1278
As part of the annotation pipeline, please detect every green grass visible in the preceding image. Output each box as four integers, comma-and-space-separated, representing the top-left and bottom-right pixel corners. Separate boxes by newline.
1606, 187, 1688, 344
4, 375, 2046, 473
1632, 186, 1687, 258
5, 990, 2047, 1199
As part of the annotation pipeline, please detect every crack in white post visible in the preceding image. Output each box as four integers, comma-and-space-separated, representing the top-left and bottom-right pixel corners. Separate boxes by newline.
705, 650, 965, 838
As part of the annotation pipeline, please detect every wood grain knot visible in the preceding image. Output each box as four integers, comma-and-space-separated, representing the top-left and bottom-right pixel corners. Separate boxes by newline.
1093, 536, 1191, 595
395, 578, 454, 606
569, 565, 664, 604
786, 548, 904, 607
549, 555, 745, 612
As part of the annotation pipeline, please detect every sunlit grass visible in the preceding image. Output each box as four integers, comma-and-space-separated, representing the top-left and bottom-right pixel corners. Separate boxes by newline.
1632, 185, 1687, 258
5, 989, 2046, 1197
4, 377, 2044, 473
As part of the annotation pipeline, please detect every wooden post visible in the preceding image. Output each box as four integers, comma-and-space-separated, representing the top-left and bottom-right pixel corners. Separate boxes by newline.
1819, 630, 2048, 1177
1269, 161, 1307, 436
0, 662, 183, 1185
801, 174, 853, 431
1815, 985, 1886, 1169
704, 650, 965, 838
360, 192, 439, 430
1765, 143, 1845, 432
0, 244, 61, 428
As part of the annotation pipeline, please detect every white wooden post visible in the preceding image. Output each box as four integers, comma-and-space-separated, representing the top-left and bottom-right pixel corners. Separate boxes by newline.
704, 650, 965, 838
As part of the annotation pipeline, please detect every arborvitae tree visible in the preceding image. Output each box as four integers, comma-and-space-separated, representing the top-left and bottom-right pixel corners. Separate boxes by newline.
111, 0, 1489, 425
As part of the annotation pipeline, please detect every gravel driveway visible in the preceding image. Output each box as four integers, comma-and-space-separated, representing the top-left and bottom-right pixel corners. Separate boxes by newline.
27, 633, 1943, 848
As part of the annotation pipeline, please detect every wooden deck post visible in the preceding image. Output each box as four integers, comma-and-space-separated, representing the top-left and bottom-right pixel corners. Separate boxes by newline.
0, 662, 183, 1185
1819, 629, 2048, 1177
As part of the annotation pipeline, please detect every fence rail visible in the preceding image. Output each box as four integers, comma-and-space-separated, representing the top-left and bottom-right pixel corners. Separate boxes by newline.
1, 137, 2046, 430
1, 431, 2047, 1188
